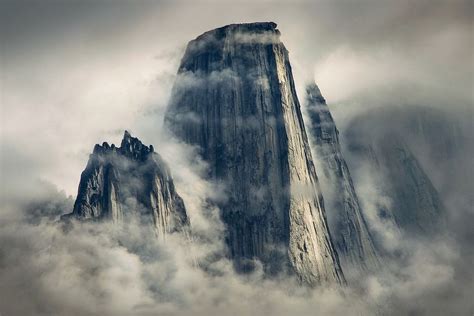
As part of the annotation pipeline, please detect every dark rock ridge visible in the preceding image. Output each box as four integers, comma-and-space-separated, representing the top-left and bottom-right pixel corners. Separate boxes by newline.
63, 131, 189, 236
305, 83, 380, 275
165, 22, 344, 285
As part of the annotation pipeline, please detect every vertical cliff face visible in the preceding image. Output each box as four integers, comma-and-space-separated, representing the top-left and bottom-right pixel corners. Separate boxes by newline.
305, 83, 380, 274
165, 22, 343, 285
64, 131, 189, 236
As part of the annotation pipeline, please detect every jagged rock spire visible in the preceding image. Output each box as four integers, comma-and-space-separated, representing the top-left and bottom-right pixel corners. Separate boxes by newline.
63, 131, 189, 237
305, 82, 380, 277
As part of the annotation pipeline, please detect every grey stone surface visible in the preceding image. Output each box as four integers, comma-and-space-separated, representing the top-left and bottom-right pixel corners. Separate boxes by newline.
305, 83, 380, 275
63, 131, 189, 237
165, 22, 344, 285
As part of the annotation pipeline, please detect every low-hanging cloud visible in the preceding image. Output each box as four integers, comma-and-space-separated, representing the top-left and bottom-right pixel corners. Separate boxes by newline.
1, 176, 472, 315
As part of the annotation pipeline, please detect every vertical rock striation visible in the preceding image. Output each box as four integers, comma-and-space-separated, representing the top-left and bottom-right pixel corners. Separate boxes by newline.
305, 83, 380, 274
165, 22, 344, 285
63, 131, 189, 237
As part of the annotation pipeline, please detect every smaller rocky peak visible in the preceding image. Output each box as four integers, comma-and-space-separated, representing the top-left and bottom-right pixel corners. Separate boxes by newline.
305, 82, 337, 145
119, 131, 152, 161
91, 131, 153, 161
306, 83, 327, 105
65, 131, 189, 234
120, 130, 139, 148
92, 142, 117, 155
305, 82, 381, 276
123, 130, 132, 139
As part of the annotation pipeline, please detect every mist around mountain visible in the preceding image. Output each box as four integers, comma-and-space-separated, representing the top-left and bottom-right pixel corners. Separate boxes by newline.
1, 16, 473, 316
62, 130, 189, 236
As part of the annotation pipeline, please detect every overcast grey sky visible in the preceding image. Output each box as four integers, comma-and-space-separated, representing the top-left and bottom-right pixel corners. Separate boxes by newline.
1, 0, 472, 197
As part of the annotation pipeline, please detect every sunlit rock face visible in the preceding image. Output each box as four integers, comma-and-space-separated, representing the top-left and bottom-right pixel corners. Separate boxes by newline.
165, 22, 344, 285
305, 83, 380, 276
63, 131, 189, 237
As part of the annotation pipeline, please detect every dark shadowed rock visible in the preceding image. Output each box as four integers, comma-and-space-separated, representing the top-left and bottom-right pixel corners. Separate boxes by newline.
305, 83, 380, 276
165, 22, 344, 285
62, 131, 189, 237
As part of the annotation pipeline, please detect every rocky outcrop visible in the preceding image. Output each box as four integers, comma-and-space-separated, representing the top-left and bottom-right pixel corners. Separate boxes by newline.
305, 83, 379, 274
165, 22, 344, 285
63, 131, 189, 237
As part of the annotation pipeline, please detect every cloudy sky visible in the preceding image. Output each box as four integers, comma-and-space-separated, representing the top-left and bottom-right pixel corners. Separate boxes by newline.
0, 1, 473, 315
1, 0, 472, 198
